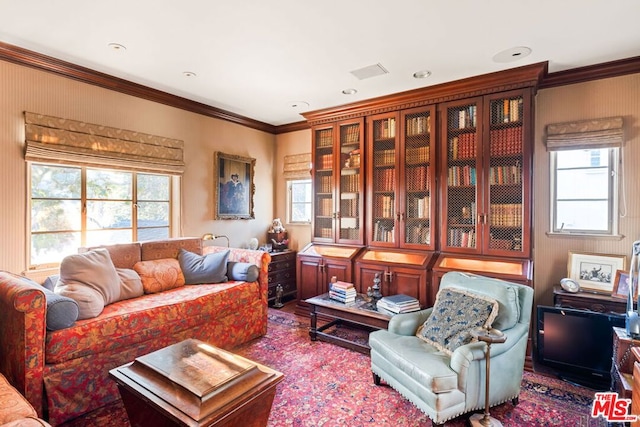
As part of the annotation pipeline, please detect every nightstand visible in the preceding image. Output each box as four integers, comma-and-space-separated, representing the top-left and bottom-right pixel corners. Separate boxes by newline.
267, 250, 297, 305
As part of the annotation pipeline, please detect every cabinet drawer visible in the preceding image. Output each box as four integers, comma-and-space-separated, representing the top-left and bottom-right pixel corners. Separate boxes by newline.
268, 270, 294, 283
268, 280, 297, 300
269, 259, 295, 272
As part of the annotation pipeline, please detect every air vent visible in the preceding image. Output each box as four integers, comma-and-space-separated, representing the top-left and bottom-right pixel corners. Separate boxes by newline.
350, 63, 389, 80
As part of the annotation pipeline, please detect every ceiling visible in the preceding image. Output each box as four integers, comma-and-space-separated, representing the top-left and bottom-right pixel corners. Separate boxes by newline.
1, 0, 639, 126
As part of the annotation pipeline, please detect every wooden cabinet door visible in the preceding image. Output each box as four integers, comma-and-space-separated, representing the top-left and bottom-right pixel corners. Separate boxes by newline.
323, 258, 353, 294
388, 266, 428, 308
297, 255, 324, 302
355, 263, 387, 295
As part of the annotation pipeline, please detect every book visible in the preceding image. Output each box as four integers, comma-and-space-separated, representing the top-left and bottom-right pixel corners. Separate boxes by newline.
380, 294, 418, 306
377, 299, 420, 314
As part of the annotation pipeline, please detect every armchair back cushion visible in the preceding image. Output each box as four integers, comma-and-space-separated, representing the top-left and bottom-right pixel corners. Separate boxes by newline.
440, 271, 521, 330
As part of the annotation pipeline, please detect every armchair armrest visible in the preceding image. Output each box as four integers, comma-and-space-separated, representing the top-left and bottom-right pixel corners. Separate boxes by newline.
0, 271, 47, 417
387, 307, 433, 336
450, 322, 529, 372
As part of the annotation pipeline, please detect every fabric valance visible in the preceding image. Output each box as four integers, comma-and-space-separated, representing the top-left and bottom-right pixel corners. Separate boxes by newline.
24, 112, 185, 174
545, 116, 624, 151
283, 153, 311, 180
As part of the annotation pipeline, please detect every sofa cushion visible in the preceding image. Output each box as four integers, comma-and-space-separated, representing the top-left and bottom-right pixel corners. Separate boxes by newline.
117, 268, 144, 300
440, 271, 521, 330
179, 249, 230, 284
227, 261, 259, 282
416, 288, 498, 355
133, 258, 185, 293
55, 249, 122, 319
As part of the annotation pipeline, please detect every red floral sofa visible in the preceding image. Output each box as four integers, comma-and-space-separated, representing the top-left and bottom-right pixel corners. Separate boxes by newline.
0, 238, 270, 426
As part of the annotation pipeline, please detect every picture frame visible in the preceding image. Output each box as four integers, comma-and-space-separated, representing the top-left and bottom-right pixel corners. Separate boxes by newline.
567, 251, 627, 293
213, 151, 255, 220
612, 269, 633, 300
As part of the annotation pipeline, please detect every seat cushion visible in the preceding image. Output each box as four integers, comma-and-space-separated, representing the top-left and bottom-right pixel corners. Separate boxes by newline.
416, 287, 498, 355
369, 330, 458, 393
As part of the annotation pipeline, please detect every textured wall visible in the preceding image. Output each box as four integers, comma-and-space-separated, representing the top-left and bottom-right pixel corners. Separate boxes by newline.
0, 60, 275, 273
534, 73, 640, 306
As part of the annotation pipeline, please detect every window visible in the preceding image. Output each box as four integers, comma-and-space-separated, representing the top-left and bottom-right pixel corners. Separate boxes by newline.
29, 163, 172, 266
288, 179, 312, 224
550, 147, 619, 235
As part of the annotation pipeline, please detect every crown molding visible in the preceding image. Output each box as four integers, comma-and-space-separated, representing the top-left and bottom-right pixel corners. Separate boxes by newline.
540, 55, 640, 89
0, 41, 277, 134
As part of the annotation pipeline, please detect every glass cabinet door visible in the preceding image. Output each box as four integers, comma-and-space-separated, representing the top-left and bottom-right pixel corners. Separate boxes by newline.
485, 91, 528, 256
312, 125, 335, 242
400, 107, 435, 250
441, 98, 482, 253
337, 119, 364, 244
368, 113, 398, 247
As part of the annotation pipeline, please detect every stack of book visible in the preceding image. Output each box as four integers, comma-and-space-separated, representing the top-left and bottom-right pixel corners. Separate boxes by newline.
377, 294, 420, 314
329, 281, 356, 304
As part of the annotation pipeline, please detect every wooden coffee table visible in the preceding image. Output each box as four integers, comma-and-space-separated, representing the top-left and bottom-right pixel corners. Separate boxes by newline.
109, 339, 283, 427
305, 293, 392, 354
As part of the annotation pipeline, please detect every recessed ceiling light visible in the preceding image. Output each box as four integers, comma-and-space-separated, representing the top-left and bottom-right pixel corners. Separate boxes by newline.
493, 46, 532, 63
413, 70, 432, 79
290, 101, 309, 109
342, 88, 357, 95
107, 43, 127, 51
182, 71, 197, 78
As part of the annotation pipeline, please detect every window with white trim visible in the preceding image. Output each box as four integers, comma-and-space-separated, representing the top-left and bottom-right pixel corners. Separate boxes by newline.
287, 179, 312, 224
29, 163, 172, 266
550, 148, 619, 234
546, 116, 623, 236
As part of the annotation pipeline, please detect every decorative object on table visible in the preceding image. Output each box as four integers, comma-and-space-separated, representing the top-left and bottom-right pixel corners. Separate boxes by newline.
268, 218, 289, 251
366, 273, 383, 307
559, 277, 580, 293
213, 151, 255, 220
248, 237, 259, 250
202, 233, 230, 247
377, 294, 420, 314
567, 251, 627, 293
469, 326, 507, 427
626, 240, 640, 338
273, 284, 284, 308
612, 269, 633, 300
329, 277, 356, 303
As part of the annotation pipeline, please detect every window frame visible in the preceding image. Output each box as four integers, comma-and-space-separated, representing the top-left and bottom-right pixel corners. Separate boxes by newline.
287, 178, 312, 225
549, 147, 619, 236
28, 162, 174, 268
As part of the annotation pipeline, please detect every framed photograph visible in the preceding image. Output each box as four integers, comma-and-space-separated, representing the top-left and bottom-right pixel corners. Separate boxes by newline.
612, 269, 633, 300
213, 151, 255, 220
567, 251, 627, 293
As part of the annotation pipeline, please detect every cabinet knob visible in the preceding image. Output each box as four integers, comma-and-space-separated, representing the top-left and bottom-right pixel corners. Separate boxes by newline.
384, 271, 393, 282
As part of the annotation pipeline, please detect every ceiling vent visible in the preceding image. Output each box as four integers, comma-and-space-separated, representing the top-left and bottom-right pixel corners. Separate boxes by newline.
350, 63, 389, 80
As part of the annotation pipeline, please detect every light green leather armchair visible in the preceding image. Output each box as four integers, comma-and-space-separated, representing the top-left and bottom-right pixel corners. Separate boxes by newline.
369, 272, 533, 426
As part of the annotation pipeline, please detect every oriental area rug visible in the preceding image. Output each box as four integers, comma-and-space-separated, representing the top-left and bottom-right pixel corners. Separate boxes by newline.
64, 308, 606, 427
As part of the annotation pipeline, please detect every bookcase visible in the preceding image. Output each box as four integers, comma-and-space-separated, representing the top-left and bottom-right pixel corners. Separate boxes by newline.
439, 88, 532, 259
366, 105, 436, 251
311, 118, 365, 245
302, 63, 545, 314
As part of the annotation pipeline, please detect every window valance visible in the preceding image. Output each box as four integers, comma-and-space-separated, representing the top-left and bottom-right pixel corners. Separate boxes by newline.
24, 112, 185, 174
545, 116, 624, 151
283, 153, 311, 180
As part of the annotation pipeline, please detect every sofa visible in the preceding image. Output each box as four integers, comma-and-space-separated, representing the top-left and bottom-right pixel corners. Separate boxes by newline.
0, 373, 50, 427
0, 237, 270, 426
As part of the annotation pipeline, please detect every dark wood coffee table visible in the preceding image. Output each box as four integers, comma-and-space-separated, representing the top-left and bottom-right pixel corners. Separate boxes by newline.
305, 293, 392, 354
109, 339, 283, 427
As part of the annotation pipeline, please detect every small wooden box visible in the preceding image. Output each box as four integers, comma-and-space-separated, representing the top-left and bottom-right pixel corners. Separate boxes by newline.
110, 339, 283, 427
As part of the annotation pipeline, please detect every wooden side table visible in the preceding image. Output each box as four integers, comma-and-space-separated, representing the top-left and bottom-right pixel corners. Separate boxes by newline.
267, 250, 296, 305
109, 339, 283, 427
553, 286, 626, 314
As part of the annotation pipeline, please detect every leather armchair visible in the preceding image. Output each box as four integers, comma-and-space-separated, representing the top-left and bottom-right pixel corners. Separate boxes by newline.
369, 272, 533, 426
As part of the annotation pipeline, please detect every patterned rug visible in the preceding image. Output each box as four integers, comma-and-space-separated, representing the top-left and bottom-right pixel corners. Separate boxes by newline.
233, 309, 607, 427
62, 308, 607, 426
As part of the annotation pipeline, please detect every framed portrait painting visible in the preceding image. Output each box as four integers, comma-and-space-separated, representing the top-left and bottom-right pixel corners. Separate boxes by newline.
567, 251, 627, 293
213, 152, 255, 220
